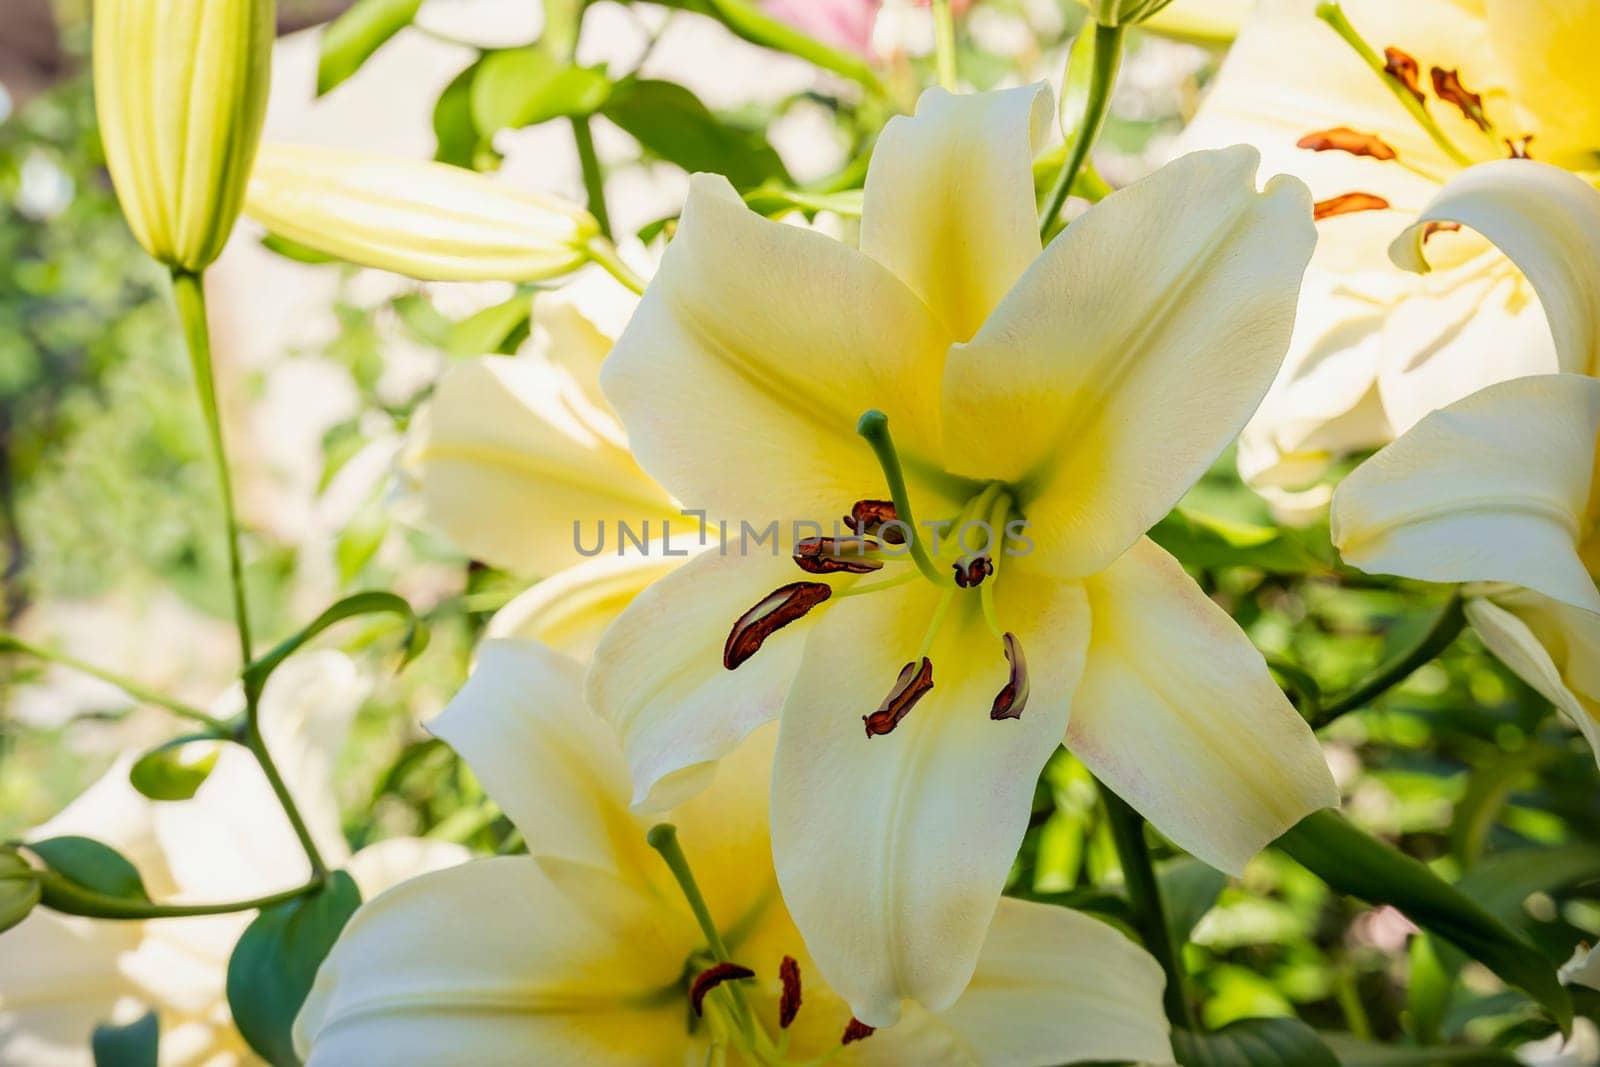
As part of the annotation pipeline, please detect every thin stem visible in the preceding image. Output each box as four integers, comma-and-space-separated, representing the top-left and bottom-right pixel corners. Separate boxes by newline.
647, 823, 757, 1037
1040, 22, 1124, 239
856, 410, 952, 587
1100, 782, 1196, 1030
1309, 591, 1466, 729
571, 115, 613, 240
931, 0, 958, 90
585, 237, 646, 295
0, 632, 228, 732
244, 719, 329, 878
35, 870, 324, 920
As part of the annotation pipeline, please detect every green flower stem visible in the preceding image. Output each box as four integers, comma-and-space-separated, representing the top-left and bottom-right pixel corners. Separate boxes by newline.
35, 870, 323, 920
571, 114, 613, 241
932, 0, 958, 91
172, 268, 328, 881
1309, 591, 1466, 730
856, 410, 954, 587
0, 632, 228, 732
585, 237, 647, 295
1100, 782, 1196, 1030
1039, 21, 1124, 239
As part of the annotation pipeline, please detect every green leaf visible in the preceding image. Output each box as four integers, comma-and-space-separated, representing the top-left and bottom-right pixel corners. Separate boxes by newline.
227, 871, 362, 1067
1159, 856, 1226, 945
0, 848, 41, 934
1455, 845, 1600, 924
1320, 1033, 1519, 1064
741, 186, 864, 219
92, 1010, 159, 1067
243, 592, 428, 706
470, 47, 611, 135
1172, 1017, 1338, 1067
602, 77, 789, 192
29, 836, 151, 903
317, 0, 424, 96
641, 0, 882, 92
1148, 507, 1324, 573
432, 66, 480, 168
1275, 811, 1572, 1031
129, 735, 222, 801
260, 233, 340, 265
446, 290, 534, 357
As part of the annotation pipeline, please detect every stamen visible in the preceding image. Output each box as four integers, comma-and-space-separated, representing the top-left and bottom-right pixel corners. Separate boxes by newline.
1313, 192, 1391, 221
794, 537, 884, 575
841, 1018, 876, 1044
1383, 47, 1425, 105
1506, 135, 1534, 159
844, 499, 907, 544
778, 956, 801, 1029
953, 555, 994, 588
690, 962, 755, 1016
990, 632, 1030, 721
1430, 67, 1492, 133
724, 582, 832, 670
1422, 221, 1461, 242
1297, 127, 1397, 161
863, 657, 934, 737
856, 411, 954, 587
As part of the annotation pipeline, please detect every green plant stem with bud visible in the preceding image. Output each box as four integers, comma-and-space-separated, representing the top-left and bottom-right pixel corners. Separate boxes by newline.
931, 0, 958, 91
1040, 21, 1125, 238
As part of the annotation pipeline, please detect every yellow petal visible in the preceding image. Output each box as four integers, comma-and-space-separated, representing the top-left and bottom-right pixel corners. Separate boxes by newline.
1485, 0, 1600, 168
860, 85, 1049, 341
944, 146, 1314, 578
1466, 591, 1600, 763
1332, 374, 1600, 614
487, 551, 686, 662
245, 143, 598, 282
1068, 538, 1338, 875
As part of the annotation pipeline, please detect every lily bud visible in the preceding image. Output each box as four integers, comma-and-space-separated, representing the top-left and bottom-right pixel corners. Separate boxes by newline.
93, 0, 274, 272
245, 144, 601, 282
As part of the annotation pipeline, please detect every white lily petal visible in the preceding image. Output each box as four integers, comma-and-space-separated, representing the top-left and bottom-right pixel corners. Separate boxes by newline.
294, 858, 693, 1066
861, 85, 1049, 341
0, 911, 144, 1067
1332, 374, 1600, 614
1068, 538, 1338, 875
487, 550, 687, 662
1388, 161, 1600, 376
772, 577, 1090, 1026
944, 146, 1315, 578
1466, 592, 1600, 762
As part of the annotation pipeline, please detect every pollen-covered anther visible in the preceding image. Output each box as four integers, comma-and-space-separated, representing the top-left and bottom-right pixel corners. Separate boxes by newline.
1422, 221, 1462, 243
843, 499, 907, 544
990, 632, 1030, 721
1296, 127, 1397, 161
689, 962, 755, 1016
794, 536, 884, 575
1506, 135, 1534, 159
778, 956, 802, 1029
724, 582, 833, 670
952, 555, 994, 588
1313, 192, 1391, 221
1430, 67, 1489, 131
1383, 46, 1426, 105
841, 1018, 876, 1045
863, 657, 934, 737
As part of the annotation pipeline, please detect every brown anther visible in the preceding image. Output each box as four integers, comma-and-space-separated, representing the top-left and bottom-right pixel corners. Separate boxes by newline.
1313, 192, 1391, 221
953, 555, 994, 588
778, 956, 802, 1029
690, 962, 755, 1016
841, 1018, 876, 1045
1430, 67, 1489, 131
1383, 47, 1426, 105
863, 657, 934, 738
1506, 135, 1534, 159
1296, 127, 1397, 161
844, 499, 906, 544
990, 632, 1030, 721
724, 582, 832, 670
1422, 221, 1462, 243
794, 537, 883, 575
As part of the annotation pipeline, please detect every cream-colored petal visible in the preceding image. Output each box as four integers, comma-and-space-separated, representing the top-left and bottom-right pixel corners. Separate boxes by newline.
294, 857, 693, 1067
1466, 591, 1600, 762
771, 576, 1091, 1026
587, 547, 829, 812
944, 146, 1314, 578
860, 85, 1049, 341
1485, 0, 1600, 168
487, 550, 687, 662
0, 911, 144, 1067
600, 173, 956, 536
1332, 374, 1600, 614
402, 354, 680, 576
855, 899, 1173, 1066
1068, 538, 1338, 875
1389, 161, 1600, 377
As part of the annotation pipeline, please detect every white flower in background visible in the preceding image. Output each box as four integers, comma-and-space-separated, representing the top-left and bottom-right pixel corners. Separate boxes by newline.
294, 639, 1175, 1066
0, 653, 466, 1066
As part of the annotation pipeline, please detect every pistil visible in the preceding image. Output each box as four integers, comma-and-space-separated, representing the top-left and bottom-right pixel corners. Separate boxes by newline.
856, 410, 954, 587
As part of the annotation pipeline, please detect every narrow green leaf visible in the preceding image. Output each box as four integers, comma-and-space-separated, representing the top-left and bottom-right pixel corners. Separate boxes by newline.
1148, 506, 1323, 573
1172, 1017, 1338, 1067
1159, 856, 1226, 945
0, 849, 41, 934
470, 47, 610, 135
641, 0, 883, 92
243, 592, 427, 706
1321, 1032, 1519, 1064
29, 836, 151, 904
92, 1010, 159, 1067
446, 291, 534, 357
227, 872, 362, 1066
1455, 845, 1600, 923
432, 65, 481, 168
129, 735, 222, 801
260, 233, 340, 264
317, 0, 424, 96
602, 78, 789, 192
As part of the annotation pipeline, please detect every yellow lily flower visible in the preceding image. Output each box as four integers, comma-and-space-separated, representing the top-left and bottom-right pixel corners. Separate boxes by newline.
295, 639, 1175, 1066
93, 0, 274, 272
0, 654, 466, 1066
244, 143, 599, 282
1179, 0, 1600, 515
588, 85, 1337, 1024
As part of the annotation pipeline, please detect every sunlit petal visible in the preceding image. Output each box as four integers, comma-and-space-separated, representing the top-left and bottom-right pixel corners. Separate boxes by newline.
1466, 591, 1600, 761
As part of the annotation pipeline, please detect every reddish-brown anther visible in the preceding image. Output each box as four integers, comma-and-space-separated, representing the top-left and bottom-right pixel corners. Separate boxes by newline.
1313, 192, 1391, 221
1297, 127, 1398, 161
841, 1018, 876, 1045
953, 555, 994, 588
778, 956, 802, 1029
863, 657, 934, 737
1384, 46, 1426, 105
843, 499, 906, 544
724, 582, 833, 670
794, 537, 883, 575
991, 632, 1030, 721
1506, 135, 1534, 159
1431, 67, 1489, 131
689, 962, 755, 1016
1422, 221, 1462, 242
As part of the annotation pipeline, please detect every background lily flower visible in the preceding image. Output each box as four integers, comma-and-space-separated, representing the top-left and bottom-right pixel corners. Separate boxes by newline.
295, 639, 1175, 1066
589, 84, 1337, 1025
0, 653, 466, 1066
1179, 0, 1600, 515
